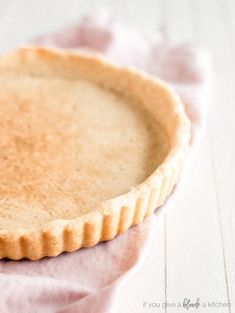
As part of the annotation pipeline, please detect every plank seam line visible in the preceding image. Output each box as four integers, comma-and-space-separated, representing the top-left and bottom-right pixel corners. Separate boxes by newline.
208, 128, 231, 313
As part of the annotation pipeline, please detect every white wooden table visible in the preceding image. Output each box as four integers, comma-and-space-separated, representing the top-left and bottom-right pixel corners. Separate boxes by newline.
0, 1, 234, 312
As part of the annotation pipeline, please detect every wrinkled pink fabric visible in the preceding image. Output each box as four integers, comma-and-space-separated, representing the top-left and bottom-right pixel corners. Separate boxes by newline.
0, 9, 211, 313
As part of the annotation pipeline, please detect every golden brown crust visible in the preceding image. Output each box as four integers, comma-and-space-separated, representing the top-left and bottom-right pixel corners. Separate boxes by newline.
0, 47, 191, 260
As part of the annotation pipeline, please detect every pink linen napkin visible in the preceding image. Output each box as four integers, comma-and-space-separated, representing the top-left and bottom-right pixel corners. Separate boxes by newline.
0, 9, 211, 313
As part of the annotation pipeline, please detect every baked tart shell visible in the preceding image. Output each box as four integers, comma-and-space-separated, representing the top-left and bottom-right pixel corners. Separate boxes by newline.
0, 48, 191, 260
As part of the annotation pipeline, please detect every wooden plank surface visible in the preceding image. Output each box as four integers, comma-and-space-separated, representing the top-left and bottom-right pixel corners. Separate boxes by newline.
0, 1, 234, 312
190, 0, 235, 311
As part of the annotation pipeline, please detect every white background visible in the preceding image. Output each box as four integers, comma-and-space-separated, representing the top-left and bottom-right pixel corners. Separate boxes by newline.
0, 1, 234, 312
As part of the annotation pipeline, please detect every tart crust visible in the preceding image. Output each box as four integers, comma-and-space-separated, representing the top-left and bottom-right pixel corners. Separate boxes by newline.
0, 47, 190, 260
